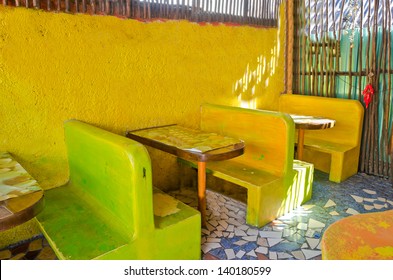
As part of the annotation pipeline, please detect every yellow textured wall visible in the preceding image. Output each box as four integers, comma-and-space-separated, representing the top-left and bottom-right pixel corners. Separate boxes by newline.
0, 5, 285, 244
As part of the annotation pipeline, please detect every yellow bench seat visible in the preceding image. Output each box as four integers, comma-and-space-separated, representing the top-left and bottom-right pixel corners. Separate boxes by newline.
279, 94, 364, 183
304, 138, 355, 153
206, 160, 282, 189
180, 104, 314, 228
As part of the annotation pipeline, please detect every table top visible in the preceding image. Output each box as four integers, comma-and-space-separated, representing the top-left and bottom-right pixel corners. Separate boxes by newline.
290, 114, 336, 130
0, 152, 44, 231
126, 124, 245, 162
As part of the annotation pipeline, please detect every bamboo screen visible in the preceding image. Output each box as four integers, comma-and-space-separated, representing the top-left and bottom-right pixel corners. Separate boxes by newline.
293, 0, 393, 181
2, 0, 282, 27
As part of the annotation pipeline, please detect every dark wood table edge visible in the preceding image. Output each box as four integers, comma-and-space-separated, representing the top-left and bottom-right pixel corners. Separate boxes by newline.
0, 190, 45, 232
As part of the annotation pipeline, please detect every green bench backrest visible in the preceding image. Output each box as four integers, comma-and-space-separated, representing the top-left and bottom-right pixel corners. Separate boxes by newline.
200, 104, 295, 177
64, 120, 154, 238
279, 94, 364, 146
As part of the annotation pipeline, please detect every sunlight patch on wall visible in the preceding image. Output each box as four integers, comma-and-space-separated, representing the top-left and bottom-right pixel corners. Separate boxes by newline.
234, 47, 278, 109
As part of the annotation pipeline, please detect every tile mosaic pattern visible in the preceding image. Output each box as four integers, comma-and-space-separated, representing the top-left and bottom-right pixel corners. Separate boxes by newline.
130, 125, 241, 153
0, 152, 42, 202
1, 171, 392, 260
170, 171, 393, 260
0, 236, 57, 260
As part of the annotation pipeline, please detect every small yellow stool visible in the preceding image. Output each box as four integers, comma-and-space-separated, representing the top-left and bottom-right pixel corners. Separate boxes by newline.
321, 210, 393, 259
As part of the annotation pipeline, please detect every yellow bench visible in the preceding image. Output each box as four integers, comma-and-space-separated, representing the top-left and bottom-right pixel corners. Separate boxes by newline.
321, 210, 393, 259
180, 104, 314, 228
279, 94, 364, 183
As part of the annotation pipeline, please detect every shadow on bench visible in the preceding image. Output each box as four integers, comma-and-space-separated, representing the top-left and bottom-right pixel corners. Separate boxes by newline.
36, 120, 200, 260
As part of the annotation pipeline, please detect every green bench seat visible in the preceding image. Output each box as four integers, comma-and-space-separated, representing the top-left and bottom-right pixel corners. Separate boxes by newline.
36, 120, 200, 260
180, 104, 314, 228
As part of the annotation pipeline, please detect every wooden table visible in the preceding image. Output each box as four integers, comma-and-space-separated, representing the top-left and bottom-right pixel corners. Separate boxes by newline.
290, 114, 335, 160
1, 152, 44, 232
126, 124, 245, 227
0, 191, 44, 231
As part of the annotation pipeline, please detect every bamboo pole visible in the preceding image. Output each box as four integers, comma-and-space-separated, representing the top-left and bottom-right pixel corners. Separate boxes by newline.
307, 1, 312, 95
361, 0, 372, 173
335, 0, 346, 98
286, 0, 294, 94
218, 0, 222, 22
365, 0, 374, 174
185, 0, 189, 20
126, 0, 130, 17
312, 1, 319, 96
384, 0, 391, 178
207, 0, 210, 21
347, 1, 355, 99
260, 0, 264, 25
300, 0, 306, 94
371, 0, 380, 174
291, 0, 297, 92
320, 1, 326, 97
228, 0, 233, 22
380, 0, 388, 176
348, 44, 353, 99
296, 1, 307, 94
250, 0, 254, 24
324, 0, 330, 97
298, 0, 303, 91
300, 0, 305, 92
257, 0, 260, 24
175, 0, 179, 19
91, 0, 96, 15
119, 0, 123, 17
329, 0, 335, 97
358, 0, 364, 101
168, 0, 171, 19
293, 0, 300, 93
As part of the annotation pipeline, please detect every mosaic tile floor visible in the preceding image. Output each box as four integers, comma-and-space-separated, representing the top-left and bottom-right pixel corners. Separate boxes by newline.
1, 170, 392, 260
170, 171, 393, 260
0, 235, 57, 260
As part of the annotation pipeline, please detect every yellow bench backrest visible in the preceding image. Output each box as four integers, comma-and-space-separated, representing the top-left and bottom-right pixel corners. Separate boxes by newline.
200, 104, 295, 177
279, 94, 364, 146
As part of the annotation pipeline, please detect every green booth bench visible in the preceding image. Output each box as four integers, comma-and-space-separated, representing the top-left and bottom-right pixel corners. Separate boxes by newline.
180, 104, 314, 228
36, 120, 201, 260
